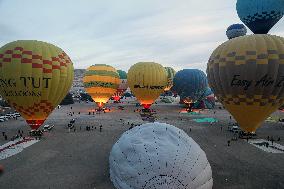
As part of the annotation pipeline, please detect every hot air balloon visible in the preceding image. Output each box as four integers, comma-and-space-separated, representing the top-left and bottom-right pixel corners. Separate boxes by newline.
207, 34, 284, 132
83, 64, 120, 108
128, 62, 167, 109
172, 69, 208, 104
193, 87, 215, 109
164, 67, 176, 91
236, 0, 284, 34
110, 122, 213, 189
113, 70, 128, 102
226, 24, 247, 39
0, 40, 74, 130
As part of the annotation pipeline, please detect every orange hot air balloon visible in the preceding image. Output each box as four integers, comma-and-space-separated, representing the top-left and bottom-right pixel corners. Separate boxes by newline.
113, 70, 128, 101
0, 40, 74, 130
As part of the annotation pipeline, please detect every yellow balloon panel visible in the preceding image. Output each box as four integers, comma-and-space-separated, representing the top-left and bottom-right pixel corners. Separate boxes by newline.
0, 40, 74, 129
207, 34, 284, 132
128, 62, 167, 108
164, 67, 176, 91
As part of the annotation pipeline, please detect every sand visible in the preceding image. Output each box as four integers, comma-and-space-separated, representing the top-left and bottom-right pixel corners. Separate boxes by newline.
0, 101, 284, 189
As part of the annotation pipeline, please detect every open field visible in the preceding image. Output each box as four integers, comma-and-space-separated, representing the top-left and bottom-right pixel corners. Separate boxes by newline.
0, 101, 284, 189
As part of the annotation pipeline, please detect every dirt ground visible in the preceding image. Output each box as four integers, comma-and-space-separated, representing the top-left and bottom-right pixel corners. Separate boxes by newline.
0, 101, 284, 189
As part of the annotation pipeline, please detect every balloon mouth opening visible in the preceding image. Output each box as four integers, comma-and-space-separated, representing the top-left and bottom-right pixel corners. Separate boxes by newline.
96, 102, 104, 108
142, 104, 152, 109
26, 120, 45, 130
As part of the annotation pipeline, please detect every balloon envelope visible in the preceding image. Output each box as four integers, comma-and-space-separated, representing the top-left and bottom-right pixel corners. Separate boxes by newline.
164, 67, 176, 91
114, 70, 128, 100
110, 122, 213, 189
226, 24, 247, 39
127, 62, 167, 109
83, 64, 120, 107
0, 40, 74, 130
207, 34, 284, 132
172, 69, 208, 102
236, 0, 284, 34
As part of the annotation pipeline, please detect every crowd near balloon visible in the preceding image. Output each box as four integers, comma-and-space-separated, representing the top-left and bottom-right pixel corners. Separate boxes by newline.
0, 1, 283, 188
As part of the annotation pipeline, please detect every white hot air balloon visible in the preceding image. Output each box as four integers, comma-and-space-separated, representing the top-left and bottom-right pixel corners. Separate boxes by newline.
109, 122, 213, 189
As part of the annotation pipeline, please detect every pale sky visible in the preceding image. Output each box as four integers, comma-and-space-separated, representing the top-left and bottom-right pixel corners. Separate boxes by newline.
0, 0, 284, 72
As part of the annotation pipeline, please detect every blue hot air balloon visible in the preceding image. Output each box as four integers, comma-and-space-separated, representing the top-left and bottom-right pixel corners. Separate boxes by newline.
226, 24, 247, 39
193, 87, 215, 109
236, 0, 284, 34
172, 69, 208, 102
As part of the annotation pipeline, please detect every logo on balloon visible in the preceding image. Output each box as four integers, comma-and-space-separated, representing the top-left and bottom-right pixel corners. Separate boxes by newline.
134, 84, 165, 90
231, 74, 284, 90
0, 76, 51, 97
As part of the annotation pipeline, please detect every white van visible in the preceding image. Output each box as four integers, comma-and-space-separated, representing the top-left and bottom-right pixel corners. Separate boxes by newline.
0, 116, 8, 121
6, 113, 15, 118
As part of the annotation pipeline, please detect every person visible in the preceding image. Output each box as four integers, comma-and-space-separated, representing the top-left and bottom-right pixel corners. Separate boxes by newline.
220, 126, 223, 131
99, 125, 102, 132
89, 112, 91, 115
267, 136, 270, 141
189, 128, 192, 132
271, 137, 274, 145
0, 164, 4, 174
4, 135, 7, 140
227, 140, 230, 146
278, 137, 280, 141
2, 132, 5, 136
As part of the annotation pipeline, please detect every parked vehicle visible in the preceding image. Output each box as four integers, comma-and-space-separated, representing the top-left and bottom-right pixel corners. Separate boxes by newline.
43, 124, 54, 132
0, 118, 5, 122
230, 125, 241, 133
0, 116, 8, 121
6, 113, 15, 118
13, 112, 21, 117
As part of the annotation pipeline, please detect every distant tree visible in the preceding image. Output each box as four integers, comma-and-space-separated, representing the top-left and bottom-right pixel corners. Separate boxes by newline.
60, 93, 74, 105
80, 93, 93, 102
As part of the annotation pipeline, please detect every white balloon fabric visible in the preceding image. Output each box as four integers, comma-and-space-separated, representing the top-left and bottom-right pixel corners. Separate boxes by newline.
109, 122, 213, 189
